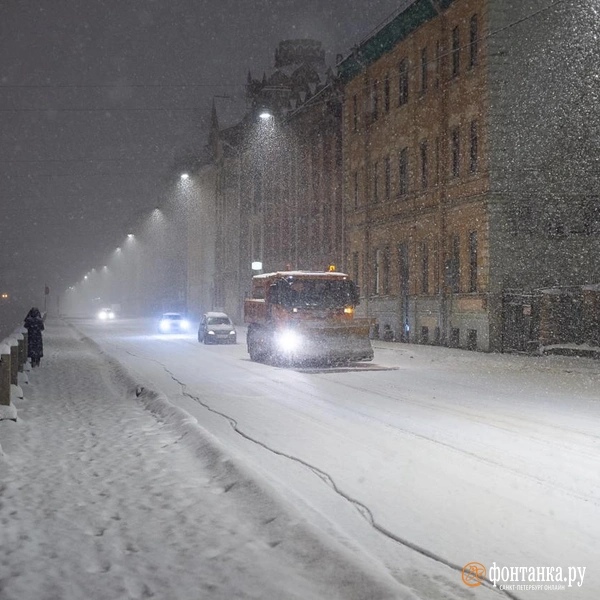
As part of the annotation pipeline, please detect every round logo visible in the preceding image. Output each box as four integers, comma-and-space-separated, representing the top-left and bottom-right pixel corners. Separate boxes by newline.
462, 562, 486, 587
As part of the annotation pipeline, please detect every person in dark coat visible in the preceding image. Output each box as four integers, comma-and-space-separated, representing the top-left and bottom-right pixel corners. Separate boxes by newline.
24, 307, 45, 367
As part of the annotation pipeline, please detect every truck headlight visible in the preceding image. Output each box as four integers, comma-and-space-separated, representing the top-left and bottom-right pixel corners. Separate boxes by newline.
276, 329, 302, 352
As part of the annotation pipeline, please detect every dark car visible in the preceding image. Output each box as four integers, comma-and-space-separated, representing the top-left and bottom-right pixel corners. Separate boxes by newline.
198, 312, 236, 344
158, 312, 190, 333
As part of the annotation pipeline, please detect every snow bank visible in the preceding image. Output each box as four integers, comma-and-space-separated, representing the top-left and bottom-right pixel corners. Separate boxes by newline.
0, 403, 17, 421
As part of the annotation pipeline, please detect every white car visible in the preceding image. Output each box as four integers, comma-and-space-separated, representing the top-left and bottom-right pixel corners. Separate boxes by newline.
158, 312, 190, 333
198, 312, 237, 344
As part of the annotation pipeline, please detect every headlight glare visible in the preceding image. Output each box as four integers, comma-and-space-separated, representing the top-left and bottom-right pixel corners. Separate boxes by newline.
276, 329, 302, 352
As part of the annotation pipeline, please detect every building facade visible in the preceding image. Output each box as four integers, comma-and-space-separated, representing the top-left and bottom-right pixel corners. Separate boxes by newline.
339, 0, 600, 351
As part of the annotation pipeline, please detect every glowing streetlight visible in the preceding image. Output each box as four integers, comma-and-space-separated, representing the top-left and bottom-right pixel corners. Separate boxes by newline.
180, 172, 190, 181
259, 111, 272, 120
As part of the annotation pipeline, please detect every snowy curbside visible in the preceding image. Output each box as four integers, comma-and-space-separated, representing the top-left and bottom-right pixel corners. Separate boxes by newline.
11, 384, 24, 401
0, 403, 17, 421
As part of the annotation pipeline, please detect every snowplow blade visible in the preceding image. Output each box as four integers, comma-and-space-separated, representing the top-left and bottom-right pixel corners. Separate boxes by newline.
292, 319, 374, 363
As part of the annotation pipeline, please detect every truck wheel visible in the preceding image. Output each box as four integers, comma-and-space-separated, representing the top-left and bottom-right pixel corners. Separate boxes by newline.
247, 327, 262, 362
248, 326, 270, 362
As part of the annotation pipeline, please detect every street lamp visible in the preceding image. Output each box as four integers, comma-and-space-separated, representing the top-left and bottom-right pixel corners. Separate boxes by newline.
180, 172, 189, 181
259, 111, 273, 120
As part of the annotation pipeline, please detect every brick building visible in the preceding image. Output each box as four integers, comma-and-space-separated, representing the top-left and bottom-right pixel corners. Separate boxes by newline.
338, 0, 600, 351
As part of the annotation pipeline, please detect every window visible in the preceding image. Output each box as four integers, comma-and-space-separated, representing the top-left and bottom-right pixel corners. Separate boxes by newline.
398, 243, 409, 296
469, 14, 479, 68
384, 74, 390, 113
421, 47, 428, 94
420, 141, 428, 190
372, 161, 379, 203
352, 94, 358, 132
399, 147, 409, 195
371, 79, 378, 122
421, 241, 429, 294
384, 156, 391, 200
468, 231, 478, 292
383, 246, 390, 295
470, 120, 478, 173
467, 329, 477, 351
398, 58, 409, 105
452, 234, 460, 292
450, 328, 460, 347
451, 127, 460, 177
353, 170, 359, 209
452, 26, 460, 77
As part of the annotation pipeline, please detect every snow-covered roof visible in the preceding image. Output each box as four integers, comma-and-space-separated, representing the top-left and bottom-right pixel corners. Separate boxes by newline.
254, 270, 349, 280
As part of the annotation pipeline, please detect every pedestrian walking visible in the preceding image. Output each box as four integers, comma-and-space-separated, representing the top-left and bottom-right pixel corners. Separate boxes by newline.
24, 307, 45, 367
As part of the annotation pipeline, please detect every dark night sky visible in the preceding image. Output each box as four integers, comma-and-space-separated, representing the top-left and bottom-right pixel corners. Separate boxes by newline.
0, 0, 403, 302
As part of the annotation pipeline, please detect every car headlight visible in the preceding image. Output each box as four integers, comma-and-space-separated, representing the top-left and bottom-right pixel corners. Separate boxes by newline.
180, 320, 190, 330
98, 311, 107, 320
108, 312, 115, 319
276, 329, 302, 352
159, 320, 170, 331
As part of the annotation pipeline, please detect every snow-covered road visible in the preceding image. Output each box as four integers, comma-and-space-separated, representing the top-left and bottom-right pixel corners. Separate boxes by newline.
72, 316, 600, 599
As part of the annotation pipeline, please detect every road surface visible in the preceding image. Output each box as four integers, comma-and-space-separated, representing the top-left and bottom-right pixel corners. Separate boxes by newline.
71, 317, 600, 599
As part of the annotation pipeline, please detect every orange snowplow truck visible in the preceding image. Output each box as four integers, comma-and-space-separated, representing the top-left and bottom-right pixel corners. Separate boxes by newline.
244, 269, 374, 364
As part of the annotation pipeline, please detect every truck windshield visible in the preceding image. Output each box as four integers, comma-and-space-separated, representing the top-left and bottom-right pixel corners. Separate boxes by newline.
280, 278, 359, 309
